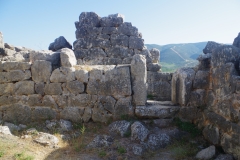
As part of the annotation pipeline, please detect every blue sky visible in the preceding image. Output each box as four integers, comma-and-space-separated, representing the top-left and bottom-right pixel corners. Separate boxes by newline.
0, 0, 240, 50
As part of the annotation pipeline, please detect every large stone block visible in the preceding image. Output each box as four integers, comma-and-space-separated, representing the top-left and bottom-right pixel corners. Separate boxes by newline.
106, 47, 134, 59
131, 55, 147, 105
74, 49, 88, 59
189, 89, 206, 107
30, 50, 60, 69
150, 48, 160, 63
197, 53, 211, 70
0, 83, 14, 95
14, 81, 34, 95
44, 83, 62, 95
147, 72, 172, 82
31, 107, 56, 121
50, 67, 75, 82
171, 67, 195, 106
92, 103, 113, 123
31, 60, 52, 82
78, 12, 101, 27
68, 94, 93, 107
147, 81, 171, 101
60, 48, 77, 67
100, 14, 123, 27
0, 70, 31, 82
129, 36, 144, 50
75, 69, 89, 83
193, 70, 209, 89
110, 34, 129, 47
203, 125, 220, 145
102, 27, 118, 34
147, 63, 161, 72
73, 38, 92, 49
203, 41, 223, 54
92, 38, 111, 49
60, 107, 84, 123
66, 81, 84, 94
48, 36, 72, 51
118, 22, 138, 36
114, 96, 133, 118
1, 61, 31, 71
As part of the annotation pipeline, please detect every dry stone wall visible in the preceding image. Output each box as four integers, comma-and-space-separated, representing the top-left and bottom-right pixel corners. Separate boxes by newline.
0, 48, 147, 124
172, 34, 240, 159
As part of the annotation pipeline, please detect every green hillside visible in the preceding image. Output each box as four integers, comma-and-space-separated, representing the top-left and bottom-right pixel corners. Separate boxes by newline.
146, 42, 207, 72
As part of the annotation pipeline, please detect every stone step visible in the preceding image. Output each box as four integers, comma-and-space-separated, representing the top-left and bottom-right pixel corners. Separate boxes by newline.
135, 102, 180, 119
146, 100, 176, 106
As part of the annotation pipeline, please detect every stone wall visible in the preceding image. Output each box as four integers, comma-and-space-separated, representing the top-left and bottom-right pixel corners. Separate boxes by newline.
0, 48, 147, 124
172, 35, 240, 159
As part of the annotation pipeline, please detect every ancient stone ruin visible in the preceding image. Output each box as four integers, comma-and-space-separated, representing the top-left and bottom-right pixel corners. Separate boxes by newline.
0, 12, 240, 159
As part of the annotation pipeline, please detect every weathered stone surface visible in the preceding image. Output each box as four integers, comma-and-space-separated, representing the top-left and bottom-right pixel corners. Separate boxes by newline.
87, 135, 113, 148
195, 145, 216, 160
132, 144, 145, 156
49, 36, 72, 51
34, 132, 59, 146
1, 61, 31, 71
203, 41, 223, 54
233, 32, 240, 48
82, 107, 92, 122
106, 47, 133, 59
30, 50, 60, 69
73, 38, 92, 49
50, 67, 75, 82
98, 96, 116, 114
35, 82, 45, 95
32, 107, 56, 121
60, 48, 76, 67
106, 58, 122, 65
147, 133, 171, 150
0, 70, 31, 82
150, 48, 160, 63
74, 49, 88, 59
1, 104, 31, 124
153, 119, 173, 128
92, 38, 111, 49
0, 126, 12, 135
78, 12, 101, 27
31, 60, 52, 82
211, 45, 240, 68
108, 120, 131, 137
129, 36, 144, 49
114, 96, 133, 118
4, 122, 21, 132
60, 107, 84, 123
189, 89, 206, 107
92, 104, 113, 123
59, 119, 72, 131
66, 80, 84, 94
203, 125, 219, 145
171, 67, 195, 106
102, 27, 118, 34
148, 81, 171, 101
0, 83, 14, 95
100, 14, 123, 27
131, 121, 149, 142
178, 106, 199, 122
75, 69, 89, 83
147, 63, 161, 72
193, 70, 209, 89
118, 22, 138, 36
83, 48, 107, 65
44, 83, 62, 95
14, 81, 34, 95
197, 53, 211, 70
68, 94, 93, 107
111, 34, 129, 47
131, 55, 147, 105
215, 154, 234, 160
135, 105, 179, 119
97, 34, 110, 40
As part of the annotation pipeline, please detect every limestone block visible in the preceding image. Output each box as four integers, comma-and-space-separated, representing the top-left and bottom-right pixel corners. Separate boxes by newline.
68, 94, 92, 107
147, 72, 172, 82
97, 34, 110, 40
44, 83, 62, 95
150, 48, 160, 63
147, 81, 171, 101
60, 107, 84, 123
31, 107, 56, 121
122, 57, 132, 64
129, 36, 144, 50
114, 96, 133, 118
189, 89, 206, 107
105, 47, 134, 59
60, 48, 77, 67
131, 54, 147, 105
147, 63, 161, 72
110, 34, 129, 47
118, 22, 138, 36
0, 70, 31, 82
0, 83, 14, 95
50, 67, 75, 82
48, 36, 72, 51
100, 14, 123, 27
14, 81, 34, 95
31, 60, 52, 82
66, 80, 84, 94
102, 27, 118, 34
78, 12, 101, 27
30, 50, 60, 69
92, 103, 113, 123
193, 70, 209, 89
203, 41, 223, 54
35, 82, 45, 95
92, 38, 111, 49
74, 49, 88, 59
197, 53, 211, 70
52, 95, 68, 108
75, 69, 89, 83
171, 67, 195, 106
108, 120, 131, 137
98, 96, 116, 114
106, 58, 122, 65
73, 38, 92, 49
1, 104, 31, 124
131, 121, 149, 142
82, 107, 92, 122
1, 61, 31, 71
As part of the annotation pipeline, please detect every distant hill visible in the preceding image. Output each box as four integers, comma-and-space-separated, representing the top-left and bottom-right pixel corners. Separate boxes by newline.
146, 42, 207, 72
